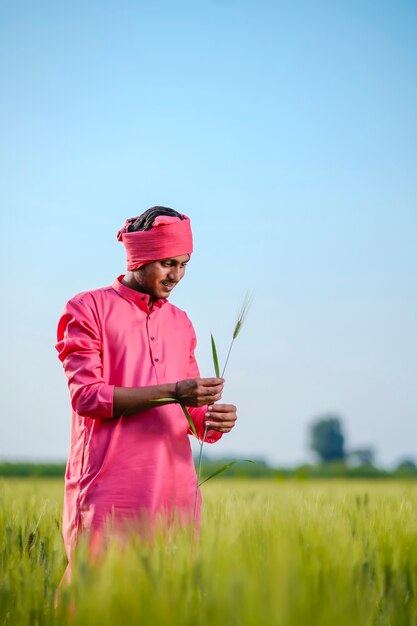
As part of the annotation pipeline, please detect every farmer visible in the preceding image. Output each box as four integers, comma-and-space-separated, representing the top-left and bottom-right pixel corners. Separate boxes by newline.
56, 206, 237, 571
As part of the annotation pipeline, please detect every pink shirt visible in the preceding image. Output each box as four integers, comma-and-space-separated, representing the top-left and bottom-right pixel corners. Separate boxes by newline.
56, 276, 221, 558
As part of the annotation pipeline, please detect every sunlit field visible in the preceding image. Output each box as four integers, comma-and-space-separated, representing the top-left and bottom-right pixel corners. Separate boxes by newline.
2, 478, 417, 625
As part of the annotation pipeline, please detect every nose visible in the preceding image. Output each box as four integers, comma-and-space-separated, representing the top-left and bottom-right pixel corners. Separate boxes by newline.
167, 266, 181, 282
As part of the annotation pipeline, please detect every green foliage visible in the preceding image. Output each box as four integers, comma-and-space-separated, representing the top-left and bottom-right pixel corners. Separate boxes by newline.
198, 456, 276, 479
2, 460, 417, 480
310, 415, 346, 463
293, 462, 390, 479
4, 479, 417, 625
0, 479, 66, 624
349, 448, 375, 466
395, 459, 417, 477
210, 333, 220, 378
198, 460, 255, 486
0, 462, 66, 477
179, 404, 198, 439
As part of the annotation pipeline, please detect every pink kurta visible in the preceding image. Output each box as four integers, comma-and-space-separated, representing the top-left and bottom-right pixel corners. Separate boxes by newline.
56, 276, 221, 560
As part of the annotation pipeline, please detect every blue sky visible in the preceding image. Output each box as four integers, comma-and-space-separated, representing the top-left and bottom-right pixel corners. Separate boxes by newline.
1, 0, 416, 466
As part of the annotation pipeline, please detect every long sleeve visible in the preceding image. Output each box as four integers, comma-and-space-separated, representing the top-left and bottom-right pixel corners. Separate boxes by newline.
56, 295, 114, 419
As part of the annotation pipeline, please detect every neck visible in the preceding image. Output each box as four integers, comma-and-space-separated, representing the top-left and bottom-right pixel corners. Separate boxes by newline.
121, 273, 155, 309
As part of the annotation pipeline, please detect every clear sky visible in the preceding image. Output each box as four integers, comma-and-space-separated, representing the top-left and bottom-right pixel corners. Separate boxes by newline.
1, 0, 416, 467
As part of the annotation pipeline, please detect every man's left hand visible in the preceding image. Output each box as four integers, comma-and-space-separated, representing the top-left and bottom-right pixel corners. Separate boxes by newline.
204, 404, 237, 433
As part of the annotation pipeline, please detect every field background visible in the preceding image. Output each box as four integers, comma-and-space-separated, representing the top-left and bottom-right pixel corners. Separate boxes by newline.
2, 478, 417, 625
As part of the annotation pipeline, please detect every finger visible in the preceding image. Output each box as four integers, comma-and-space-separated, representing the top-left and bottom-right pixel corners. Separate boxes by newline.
206, 404, 236, 414
204, 422, 236, 433
203, 383, 224, 395
200, 378, 225, 387
206, 391, 223, 401
206, 389, 223, 398
205, 417, 236, 427
205, 419, 234, 428
205, 412, 237, 426
204, 392, 223, 403
206, 409, 236, 419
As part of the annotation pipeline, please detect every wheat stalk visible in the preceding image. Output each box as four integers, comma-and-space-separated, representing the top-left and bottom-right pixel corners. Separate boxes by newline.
221, 291, 253, 377
194, 292, 253, 521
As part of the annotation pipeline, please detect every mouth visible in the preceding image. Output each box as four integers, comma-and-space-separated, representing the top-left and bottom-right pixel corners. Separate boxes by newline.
161, 281, 176, 292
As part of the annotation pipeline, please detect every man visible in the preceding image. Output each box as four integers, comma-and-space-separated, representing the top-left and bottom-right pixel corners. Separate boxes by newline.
56, 206, 237, 570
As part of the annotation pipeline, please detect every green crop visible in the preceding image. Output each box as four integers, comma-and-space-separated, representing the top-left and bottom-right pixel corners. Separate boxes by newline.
3, 478, 417, 625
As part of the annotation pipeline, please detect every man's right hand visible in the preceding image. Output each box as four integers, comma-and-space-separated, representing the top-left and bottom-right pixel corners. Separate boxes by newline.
175, 377, 224, 407
113, 378, 224, 416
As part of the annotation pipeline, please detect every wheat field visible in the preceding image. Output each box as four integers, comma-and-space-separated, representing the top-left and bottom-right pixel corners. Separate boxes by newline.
2, 478, 417, 625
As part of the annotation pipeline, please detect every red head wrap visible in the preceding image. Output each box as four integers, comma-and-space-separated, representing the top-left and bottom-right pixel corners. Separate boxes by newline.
117, 214, 193, 271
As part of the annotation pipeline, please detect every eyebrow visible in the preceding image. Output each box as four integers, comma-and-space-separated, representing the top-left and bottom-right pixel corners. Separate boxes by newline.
160, 257, 190, 264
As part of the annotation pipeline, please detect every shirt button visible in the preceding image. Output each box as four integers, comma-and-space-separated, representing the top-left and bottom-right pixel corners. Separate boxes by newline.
154, 358, 159, 363
150, 336, 155, 341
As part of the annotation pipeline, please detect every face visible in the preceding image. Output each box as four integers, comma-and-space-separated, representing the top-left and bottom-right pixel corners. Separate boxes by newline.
130, 254, 190, 300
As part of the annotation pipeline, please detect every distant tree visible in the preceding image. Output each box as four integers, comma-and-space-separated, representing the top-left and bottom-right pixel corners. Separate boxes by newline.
349, 448, 375, 466
395, 458, 417, 476
310, 415, 346, 463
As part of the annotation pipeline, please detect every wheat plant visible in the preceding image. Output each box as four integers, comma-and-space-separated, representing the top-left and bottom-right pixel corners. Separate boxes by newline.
3, 478, 417, 626
194, 292, 254, 519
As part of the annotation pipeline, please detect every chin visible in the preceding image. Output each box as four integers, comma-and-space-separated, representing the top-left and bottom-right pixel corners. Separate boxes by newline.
154, 290, 169, 299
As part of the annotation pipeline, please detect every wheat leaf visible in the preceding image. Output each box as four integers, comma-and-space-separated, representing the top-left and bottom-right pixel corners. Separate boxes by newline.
198, 459, 256, 486
179, 404, 199, 439
211, 333, 220, 378
150, 399, 198, 439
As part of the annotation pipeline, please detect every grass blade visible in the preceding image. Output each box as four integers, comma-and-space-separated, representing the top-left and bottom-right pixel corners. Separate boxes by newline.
199, 460, 256, 486
150, 399, 198, 439
211, 333, 220, 378
179, 404, 198, 439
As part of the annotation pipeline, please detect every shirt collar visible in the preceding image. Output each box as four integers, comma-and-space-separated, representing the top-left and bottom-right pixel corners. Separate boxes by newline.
112, 276, 168, 313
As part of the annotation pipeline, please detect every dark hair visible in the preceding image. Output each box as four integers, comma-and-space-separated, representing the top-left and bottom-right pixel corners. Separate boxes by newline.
127, 206, 184, 232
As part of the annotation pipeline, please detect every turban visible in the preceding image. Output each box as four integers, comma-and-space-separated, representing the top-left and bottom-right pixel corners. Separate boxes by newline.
117, 214, 193, 271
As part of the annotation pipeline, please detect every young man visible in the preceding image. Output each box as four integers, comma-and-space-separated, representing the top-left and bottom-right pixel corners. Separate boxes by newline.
56, 207, 237, 569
